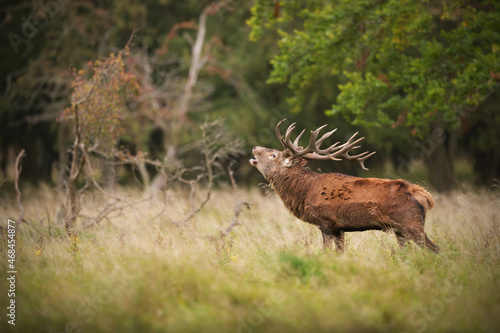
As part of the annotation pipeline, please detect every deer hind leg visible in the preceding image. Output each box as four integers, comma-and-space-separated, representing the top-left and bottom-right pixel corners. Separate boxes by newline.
423, 233, 440, 253
395, 230, 408, 249
399, 228, 440, 253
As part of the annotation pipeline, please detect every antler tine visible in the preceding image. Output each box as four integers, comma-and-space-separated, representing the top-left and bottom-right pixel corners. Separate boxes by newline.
284, 123, 297, 145
276, 119, 314, 156
326, 132, 376, 170
276, 119, 311, 156
315, 128, 337, 148
315, 133, 362, 158
284, 123, 303, 155
304, 124, 328, 152
308, 124, 328, 147
313, 129, 339, 155
310, 124, 328, 137
274, 119, 375, 169
282, 122, 324, 157
331, 132, 364, 152
293, 128, 306, 147
275, 119, 287, 149
356, 151, 377, 170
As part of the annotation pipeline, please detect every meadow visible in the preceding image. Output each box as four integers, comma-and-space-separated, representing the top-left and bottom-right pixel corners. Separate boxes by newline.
1, 184, 499, 333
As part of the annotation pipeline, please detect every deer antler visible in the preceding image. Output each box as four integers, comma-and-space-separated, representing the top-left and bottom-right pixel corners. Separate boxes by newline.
275, 119, 376, 170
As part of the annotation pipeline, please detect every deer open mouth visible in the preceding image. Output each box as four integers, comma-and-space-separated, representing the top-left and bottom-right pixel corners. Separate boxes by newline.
250, 158, 258, 166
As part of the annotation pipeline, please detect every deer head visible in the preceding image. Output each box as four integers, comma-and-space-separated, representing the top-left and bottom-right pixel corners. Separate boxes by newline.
250, 119, 376, 181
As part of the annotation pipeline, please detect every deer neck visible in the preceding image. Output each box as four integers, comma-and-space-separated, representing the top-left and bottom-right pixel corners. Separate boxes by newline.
270, 166, 317, 220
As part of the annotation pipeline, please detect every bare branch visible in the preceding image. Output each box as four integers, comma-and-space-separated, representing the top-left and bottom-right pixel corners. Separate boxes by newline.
172, 137, 213, 225
174, 1, 233, 121
221, 201, 251, 237
81, 195, 152, 230
228, 160, 238, 199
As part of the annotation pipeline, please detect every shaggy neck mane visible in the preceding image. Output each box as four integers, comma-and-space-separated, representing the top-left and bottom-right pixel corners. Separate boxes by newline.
270, 166, 318, 220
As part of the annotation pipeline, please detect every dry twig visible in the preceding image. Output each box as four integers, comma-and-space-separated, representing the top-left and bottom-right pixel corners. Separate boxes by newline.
221, 201, 251, 237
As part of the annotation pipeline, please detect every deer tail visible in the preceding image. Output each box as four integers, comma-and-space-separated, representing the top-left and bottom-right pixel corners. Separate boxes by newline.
410, 184, 434, 212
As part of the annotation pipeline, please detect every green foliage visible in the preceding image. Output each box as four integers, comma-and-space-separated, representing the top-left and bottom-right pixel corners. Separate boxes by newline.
249, 0, 500, 135
279, 251, 323, 284
2, 0, 498, 187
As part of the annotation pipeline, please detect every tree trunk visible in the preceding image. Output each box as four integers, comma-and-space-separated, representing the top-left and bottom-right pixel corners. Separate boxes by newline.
101, 157, 116, 189
424, 130, 456, 192
65, 137, 82, 235
58, 122, 69, 184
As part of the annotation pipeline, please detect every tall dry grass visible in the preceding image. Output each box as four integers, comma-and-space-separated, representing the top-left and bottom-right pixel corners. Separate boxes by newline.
1, 184, 499, 332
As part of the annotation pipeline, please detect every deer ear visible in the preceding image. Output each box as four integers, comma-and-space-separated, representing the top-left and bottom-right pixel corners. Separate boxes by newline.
298, 158, 308, 166
282, 150, 292, 158
283, 157, 303, 167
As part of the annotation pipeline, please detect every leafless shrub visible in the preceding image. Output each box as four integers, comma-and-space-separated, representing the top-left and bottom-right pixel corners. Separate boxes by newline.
167, 119, 244, 226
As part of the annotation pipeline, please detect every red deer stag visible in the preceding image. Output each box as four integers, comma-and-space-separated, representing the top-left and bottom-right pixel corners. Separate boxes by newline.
250, 119, 439, 253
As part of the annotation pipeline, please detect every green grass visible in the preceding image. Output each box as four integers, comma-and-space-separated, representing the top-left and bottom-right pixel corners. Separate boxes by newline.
1, 185, 499, 332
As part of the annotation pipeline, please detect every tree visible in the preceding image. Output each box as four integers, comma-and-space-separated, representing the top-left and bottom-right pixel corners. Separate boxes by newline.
60, 40, 140, 233
0, 0, 149, 183
248, 0, 500, 191
1, 0, 266, 185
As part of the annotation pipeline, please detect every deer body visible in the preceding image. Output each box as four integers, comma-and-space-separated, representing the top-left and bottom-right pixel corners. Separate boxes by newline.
250, 120, 439, 253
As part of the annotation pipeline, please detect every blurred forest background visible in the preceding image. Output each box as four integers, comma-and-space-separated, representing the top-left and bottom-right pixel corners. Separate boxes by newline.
1, 0, 499, 197
2, 3, 500, 332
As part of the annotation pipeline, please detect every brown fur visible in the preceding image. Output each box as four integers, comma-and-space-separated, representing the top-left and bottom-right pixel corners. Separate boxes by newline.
250, 146, 439, 253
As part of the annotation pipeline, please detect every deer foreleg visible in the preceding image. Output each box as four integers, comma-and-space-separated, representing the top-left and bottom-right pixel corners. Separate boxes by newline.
321, 231, 334, 249
320, 227, 344, 253
333, 230, 345, 253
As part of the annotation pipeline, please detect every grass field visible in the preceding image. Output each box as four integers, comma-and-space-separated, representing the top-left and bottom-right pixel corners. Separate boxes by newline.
1, 184, 500, 333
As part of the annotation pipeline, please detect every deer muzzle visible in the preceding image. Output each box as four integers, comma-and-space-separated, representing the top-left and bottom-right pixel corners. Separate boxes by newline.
250, 146, 261, 166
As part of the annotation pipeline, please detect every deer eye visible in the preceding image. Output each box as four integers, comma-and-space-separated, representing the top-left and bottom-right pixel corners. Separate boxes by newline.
269, 153, 277, 159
